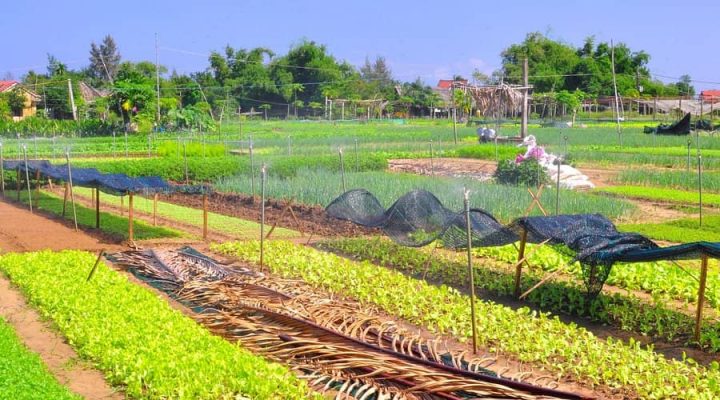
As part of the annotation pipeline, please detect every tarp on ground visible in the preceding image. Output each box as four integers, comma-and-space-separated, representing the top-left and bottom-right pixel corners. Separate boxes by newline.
2, 159, 172, 196
644, 113, 691, 135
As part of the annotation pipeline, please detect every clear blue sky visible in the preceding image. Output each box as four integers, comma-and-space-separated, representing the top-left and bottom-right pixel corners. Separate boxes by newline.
2, 0, 718, 91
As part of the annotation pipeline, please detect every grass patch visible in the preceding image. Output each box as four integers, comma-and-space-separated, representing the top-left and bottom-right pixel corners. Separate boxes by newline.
6, 190, 181, 240
597, 185, 720, 207
620, 215, 720, 243
72, 187, 298, 239
0, 317, 79, 400
0, 250, 313, 399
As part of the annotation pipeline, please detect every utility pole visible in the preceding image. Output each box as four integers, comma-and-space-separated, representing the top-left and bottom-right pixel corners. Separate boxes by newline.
67, 79, 77, 121
521, 57, 529, 138
155, 33, 161, 123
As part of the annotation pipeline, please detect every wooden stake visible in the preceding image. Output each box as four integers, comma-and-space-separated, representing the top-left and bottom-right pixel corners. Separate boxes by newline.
86, 249, 105, 282
62, 182, 69, 217
34, 170, 40, 209
95, 189, 100, 229
153, 193, 158, 226
514, 228, 528, 297
0, 143, 4, 196
463, 189, 478, 354
202, 193, 208, 240
120, 195, 124, 216
695, 255, 709, 342
128, 193, 134, 242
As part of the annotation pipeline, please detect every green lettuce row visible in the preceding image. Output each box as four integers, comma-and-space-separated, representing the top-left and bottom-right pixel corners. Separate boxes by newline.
212, 240, 720, 399
0, 317, 79, 400
0, 250, 313, 400
323, 237, 720, 350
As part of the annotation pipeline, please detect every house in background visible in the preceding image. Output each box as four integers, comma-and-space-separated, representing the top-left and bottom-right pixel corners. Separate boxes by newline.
0, 80, 42, 120
700, 90, 720, 104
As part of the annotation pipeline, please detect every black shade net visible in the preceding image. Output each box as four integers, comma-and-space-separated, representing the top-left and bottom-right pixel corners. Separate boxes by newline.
2, 159, 208, 196
327, 189, 720, 295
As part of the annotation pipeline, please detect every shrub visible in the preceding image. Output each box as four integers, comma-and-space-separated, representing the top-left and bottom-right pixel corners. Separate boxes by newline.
494, 158, 548, 186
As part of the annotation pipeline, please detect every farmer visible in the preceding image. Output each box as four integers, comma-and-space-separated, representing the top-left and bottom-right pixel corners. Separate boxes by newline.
477, 126, 496, 143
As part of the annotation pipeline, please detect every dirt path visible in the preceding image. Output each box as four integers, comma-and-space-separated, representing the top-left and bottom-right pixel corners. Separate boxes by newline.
0, 199, 116, 252
0, 276, 123, 399
0, 199, 123, 398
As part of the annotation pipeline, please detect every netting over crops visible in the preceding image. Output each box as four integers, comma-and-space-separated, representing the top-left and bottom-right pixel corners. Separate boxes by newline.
1, 159, 194, 196
327, 189, 720, 295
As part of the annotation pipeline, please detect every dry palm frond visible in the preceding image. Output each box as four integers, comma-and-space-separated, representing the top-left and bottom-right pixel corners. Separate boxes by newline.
111, 249, 583, 400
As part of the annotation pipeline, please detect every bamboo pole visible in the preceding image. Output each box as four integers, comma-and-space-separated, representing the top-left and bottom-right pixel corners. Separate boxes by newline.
95, 188, 100, 229
464, 189, 478, 354
65, 152, 78, 231
695, 255, 709, 342
34, 170, 40, 209
128, 193, 134, 242
153, 193, 158, 226
0, 143, 4, 196
514, 228, 528, 297
62, 182, 68, 217
22, 145, 32, 213
202, 193, 208, 240
260, 164, 267, 270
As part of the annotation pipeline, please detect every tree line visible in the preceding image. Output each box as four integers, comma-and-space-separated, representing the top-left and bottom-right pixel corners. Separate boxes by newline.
1, 33, 697, 131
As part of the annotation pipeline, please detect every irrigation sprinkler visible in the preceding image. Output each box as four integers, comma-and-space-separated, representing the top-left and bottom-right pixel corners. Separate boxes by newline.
124, 131, 129, 158
699, 155, 703, 227
22, 145, 32, 213
111, 132, 116, 158
555, 159, 561, 215
463, 188, 478, 354
0, 142, 4, 196
260, 164, 267, 270
147, 134, 152, 157
183, 141, 189, 184
287, 136, 292, 156
33, 137, 38, 158
563, 135, 568, 156
429, 139, 435, 176
339, 147, 347, 193
354, 138, 359, 173
176, 136, 180, 158
66, 150, 78, 231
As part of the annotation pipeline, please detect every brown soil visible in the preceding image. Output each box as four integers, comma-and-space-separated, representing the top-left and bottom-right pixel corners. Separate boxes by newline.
0, 199, 124, 399
389, 158, 621, 188
159, 192, 378, 238
0, 276, 123, 399
0, 199, 118, 253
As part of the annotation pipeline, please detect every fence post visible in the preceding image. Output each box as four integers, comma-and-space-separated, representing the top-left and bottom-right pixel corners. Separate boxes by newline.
555, 159, 561, 215
429, 139, 435, 175
699, 155, 703, 227
339, 148, 346, 192
183, 141, 189, 184
0, 142, 4, 196
22, 145, 32, 213
65, 151, 78, 231
464, 188, 478, 354
259, 164, 267, 270
249, 142, 255, 198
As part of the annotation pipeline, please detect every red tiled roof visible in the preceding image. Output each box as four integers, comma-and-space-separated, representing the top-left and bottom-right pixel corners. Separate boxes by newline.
436, 79, 468, 89
0, 80, 18, 92
701, 90, 720, 99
